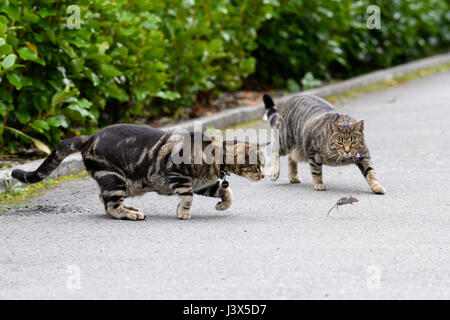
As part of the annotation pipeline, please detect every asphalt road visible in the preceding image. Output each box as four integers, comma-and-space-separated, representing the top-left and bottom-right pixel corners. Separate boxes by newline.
1, 71, 449, 299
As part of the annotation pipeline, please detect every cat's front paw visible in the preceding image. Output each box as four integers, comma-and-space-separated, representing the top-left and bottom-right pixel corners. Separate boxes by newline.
314, 183, 328, 191
216, 201, 231, 211
289, 176, 301, 183
123, 210, 146, 220
216, 188, 232, 211
108, 205, 146, 220
371, 184, 386, 194
270, 167, 280, 181
177, 204, 191, 220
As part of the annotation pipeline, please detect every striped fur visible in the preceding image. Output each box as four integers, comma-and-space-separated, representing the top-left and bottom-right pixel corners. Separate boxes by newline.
12, 124, 266, 220
263, 94, 385, 194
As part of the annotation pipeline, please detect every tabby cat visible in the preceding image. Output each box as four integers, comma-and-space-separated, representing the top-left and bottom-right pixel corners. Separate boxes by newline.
12, 124, 266, 220
263, 94, 385, 194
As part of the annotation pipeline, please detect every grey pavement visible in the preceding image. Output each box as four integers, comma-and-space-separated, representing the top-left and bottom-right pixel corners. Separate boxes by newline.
0, 71, 449, 299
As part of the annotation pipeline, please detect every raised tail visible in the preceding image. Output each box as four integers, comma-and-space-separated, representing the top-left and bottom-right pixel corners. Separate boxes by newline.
12, 135, 90, 184
263, 94, 282, 129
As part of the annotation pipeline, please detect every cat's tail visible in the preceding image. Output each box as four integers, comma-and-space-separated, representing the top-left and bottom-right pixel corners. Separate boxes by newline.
11, 135, 91, 184
263, 94, 282, 129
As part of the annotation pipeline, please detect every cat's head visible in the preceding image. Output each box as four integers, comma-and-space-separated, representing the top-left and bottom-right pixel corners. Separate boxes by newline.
328, 120, 365, 158
224, 141, 268, 181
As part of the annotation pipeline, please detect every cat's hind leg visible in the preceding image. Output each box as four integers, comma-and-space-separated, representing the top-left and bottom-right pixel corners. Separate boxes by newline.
288, 154, 301, 183
94, 171, 146, 220
308, 157, 327, 191
194, 180, 233, 211
103, 193, 146, 220
356, 157, 386, 194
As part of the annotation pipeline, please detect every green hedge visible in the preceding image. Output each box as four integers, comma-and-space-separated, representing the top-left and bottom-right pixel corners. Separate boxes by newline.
0, 0, 448, 152
253, 0, 450, 88
0, 0, 274, 151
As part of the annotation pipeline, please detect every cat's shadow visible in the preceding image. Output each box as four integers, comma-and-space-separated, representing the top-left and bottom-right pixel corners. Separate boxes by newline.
269, 181, 374, 195
87, 212, 231, 222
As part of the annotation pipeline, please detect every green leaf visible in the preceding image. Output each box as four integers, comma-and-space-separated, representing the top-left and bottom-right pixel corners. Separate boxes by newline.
17, 46, 38, 61
37, 8, 57, 18
46, 116, 62, 127
77, 98, 93, 109
287, 79, 300, 92
0, 87, 12, 103
71, 57, 85, 74
85, 69, 100, 86
0, 101, 6, 116
1, 53, 16, 69
301, 72, 322, 90
134, 87, 148, 101
6, 72, 22, 89
51, 91, 66, 108
32, 95, 48, 111
0, 44, 12, 57
14, 109, 30, 124
2, 3, 20, 20
66, 103, 95, 121
105, 83, 129, 101
56, 115, 69, 129
97, 42, 109, 55
85, 53, 112, 63
0, 21, 6, 34
100, 63, 122, 77
31, 119, 50, 133
4, 126, 51, 154
156, 91, 181, 101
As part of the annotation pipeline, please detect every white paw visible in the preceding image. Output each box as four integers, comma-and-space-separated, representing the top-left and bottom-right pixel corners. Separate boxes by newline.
126, 211, 146, 220
371, 184, 386, 194
270, 167, 280, 181
215, 201, 231, 211
289, 176, 301, 183
215, 189, 232, 211
314, 183, 328, 191
177, 204, 191, 220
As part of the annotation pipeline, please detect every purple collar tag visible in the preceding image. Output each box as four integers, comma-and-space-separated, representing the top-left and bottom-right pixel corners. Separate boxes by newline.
352, 152, 361, 163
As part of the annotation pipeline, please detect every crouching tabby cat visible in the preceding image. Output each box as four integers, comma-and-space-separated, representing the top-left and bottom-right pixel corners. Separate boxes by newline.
12, 124, 267, 220
263, 94, 385, 194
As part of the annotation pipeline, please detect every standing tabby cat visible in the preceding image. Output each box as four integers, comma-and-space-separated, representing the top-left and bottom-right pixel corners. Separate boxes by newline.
12, 124, 267, 220
263, 94, 385, 194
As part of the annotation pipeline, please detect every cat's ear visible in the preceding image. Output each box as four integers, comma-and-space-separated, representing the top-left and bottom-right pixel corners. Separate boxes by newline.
328, 121, 339, 133
352, 120, 364, 132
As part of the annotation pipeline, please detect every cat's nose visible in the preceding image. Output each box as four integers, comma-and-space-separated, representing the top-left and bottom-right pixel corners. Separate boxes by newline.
261, 173, 265, 179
